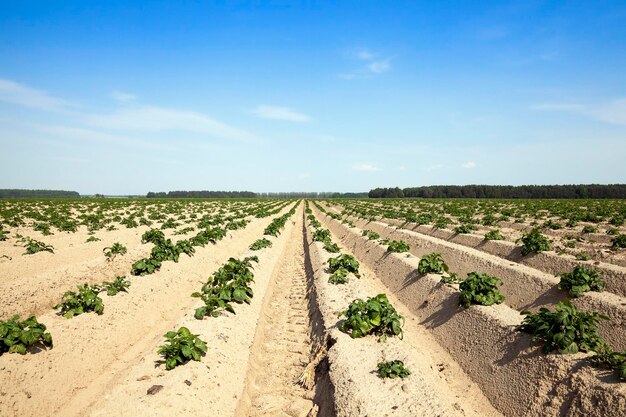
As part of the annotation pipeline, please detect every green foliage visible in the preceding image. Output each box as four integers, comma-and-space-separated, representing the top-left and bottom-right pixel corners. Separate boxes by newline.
151, 239, 182, 263
0, 315, 53, 355
19, 236, 54, 255
575, 252, 590, 261
582, 225, 598, 234
54, 283, 104, 318
175, 239, 196, 256
377, 360, 411, 379
590, 348, 626, 381
323, 240, 340, 253
328, 267, 350, 284
190, 227, 226, 246
459, 272, 505, 308
131, 257, 162, 276
173, 226, 195, 235
611, 234, 626, 249
440, 272, 461, 284
520, 300, 609, 354
193, 257, 258, 319
141, 229, 165, 244
312, 228, 331, 242
103, 242, 127, 260
328, 254, 360, 277
386, 240, 410, 253
484, 230, 505, 241
33, 222, 53, 235
518, 228, 551, 256
157, 327, 207, 370
99, 276, 130, 296
85, 235, 101, 242
543, 220, 562, 230
557, 266, 605, 298
434, 217, 450, 229
454, 224, 477, 234
609, 216, 624, 227
417, 253, 449, 275
339, 294, 404, 341
362, 229, 380, 240
249, 238, 272, 251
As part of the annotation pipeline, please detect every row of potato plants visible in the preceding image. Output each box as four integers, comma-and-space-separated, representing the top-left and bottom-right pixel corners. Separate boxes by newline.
306, 202, 410, 379
314, 202, 626, 382
0, 201, 292, 359
158, 202, 299, 370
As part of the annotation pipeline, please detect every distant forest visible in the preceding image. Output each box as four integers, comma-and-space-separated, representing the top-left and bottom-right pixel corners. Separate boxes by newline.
146, 191, 368, 198
368, 184, 626, 199
0, 189, 80, 198
146, 191, 257, 198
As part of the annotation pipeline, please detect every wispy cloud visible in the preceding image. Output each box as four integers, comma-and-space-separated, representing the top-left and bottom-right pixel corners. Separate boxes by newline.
252, 105, 311, 122
352, 163, 381, 172
39, 125, 177, 151
111, 91, 137, 102
0, 78, 75, 112
340, 48, 392, 80
532, 99, 626, 125
461, 161, 477, 169
84, 105, 254, 140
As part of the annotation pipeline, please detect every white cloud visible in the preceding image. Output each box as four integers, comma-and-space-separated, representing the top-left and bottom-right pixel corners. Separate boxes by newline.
355, 49, 375, 60
532, 99, 626, 125
352, 163, 381, 172
0, 78, 74, 112
111, 91, 137, 102
367, 60, 391, 74
84, 105, 253, 140
39, 125, 176, 151
252, 105, 311, 122
462, 161, 477, 169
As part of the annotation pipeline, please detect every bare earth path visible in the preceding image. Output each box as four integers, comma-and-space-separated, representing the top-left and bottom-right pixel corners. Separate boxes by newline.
235, 214, 318, 417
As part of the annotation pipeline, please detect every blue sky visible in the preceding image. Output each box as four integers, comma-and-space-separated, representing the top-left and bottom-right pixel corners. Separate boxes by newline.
1, 0, 625, 194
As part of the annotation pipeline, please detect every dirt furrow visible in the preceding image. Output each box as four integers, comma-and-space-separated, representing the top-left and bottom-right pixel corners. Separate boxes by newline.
235, 214, 318, 417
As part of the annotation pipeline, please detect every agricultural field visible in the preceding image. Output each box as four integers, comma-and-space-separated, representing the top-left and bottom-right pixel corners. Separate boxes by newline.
1, 198, 626, 417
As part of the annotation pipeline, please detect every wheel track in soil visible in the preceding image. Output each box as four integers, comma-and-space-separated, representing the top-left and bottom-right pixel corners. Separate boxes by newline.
235, 214, 319, 417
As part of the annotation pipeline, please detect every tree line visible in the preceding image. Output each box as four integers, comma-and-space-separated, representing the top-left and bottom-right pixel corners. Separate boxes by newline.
368, 184, 626, 199
146, 191, 257, 198
0, 189, 80, 198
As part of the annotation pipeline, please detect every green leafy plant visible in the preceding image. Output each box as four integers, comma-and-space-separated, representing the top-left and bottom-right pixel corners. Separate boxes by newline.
484, 230, 505, 241
328, 267, 350, 284
18, 236, 54, 255
519, 300, 608, 354
454, 224, 477, 234
131, 257, 162, 276
103, 242, 127, 260
141, 228, 165, 244
99, 276, 130, 296
54, 283, 105, 318
175, 239, 196, 256
190, 227, 225, 246
85, 236, 101, 242
557, 266, 605, 298
377, 360, 411, 379
611, 234, 626, 249
193, 257, 258, 319
590, 348, 626, 381
575, 252, 590, 261
157, 327, 207, 370
362, 230, 380, 240
0, 315, 53, 355
312, 228, 331, 242
417, 253, 448, 275
323, 240, 340, 253
328, 254, 360, 277
582, 225, 598, 234
338, 294, 403, 341
386, 240, 410, 253
518, 228, 551, 256
250, 238, 272, 250
440, 272, 461, 284
458, 272, 505, 308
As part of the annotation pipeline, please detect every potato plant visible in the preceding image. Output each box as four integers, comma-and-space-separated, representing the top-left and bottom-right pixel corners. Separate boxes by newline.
99, 276, 131, 296
417, 253, 448, 275
54, 283, 105, 318
557, 266, 605, 298
157, 327, 207, 370
520, 300, 608, 354
0, 315, 53, 355
339, 294, 404, 341
249, 238, 272, 250
518, 228, 551, 256
458, 272, 505, 308
328, 254, 360, 278
386, 240, 410, 253
377, 360, 411, 379
103, 242, 127, 260
484, 230, 505, 241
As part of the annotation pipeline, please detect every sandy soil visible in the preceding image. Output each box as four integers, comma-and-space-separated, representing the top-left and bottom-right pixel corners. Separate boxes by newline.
0, 205, 294, 417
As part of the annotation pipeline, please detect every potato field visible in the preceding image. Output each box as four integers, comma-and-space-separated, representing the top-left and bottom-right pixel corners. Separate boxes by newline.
1, 198, 625, 417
